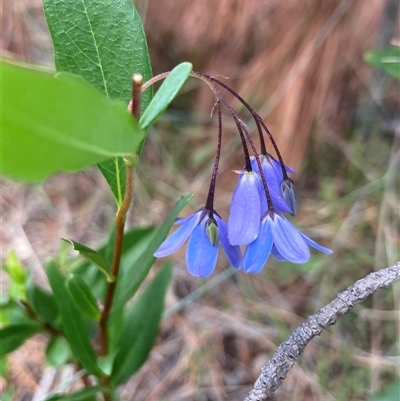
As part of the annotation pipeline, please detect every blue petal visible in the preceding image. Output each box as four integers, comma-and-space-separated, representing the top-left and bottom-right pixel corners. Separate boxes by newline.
250, 157, 268, 214
261, 158, 293, 214
215, 215, 242, 269
251, 156, 292, 214
271, 245, 287, 261
174, 208, 205, 225
154, 211, 203, 257
186, 218, 219, 277
228, 172, 261, 245
270, 213, 310, 263
299, 232, 333, 254
243, 215, 273, 273
268, 154, 295, 174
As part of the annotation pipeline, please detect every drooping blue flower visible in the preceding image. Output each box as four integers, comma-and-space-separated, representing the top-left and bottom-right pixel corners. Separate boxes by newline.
154, 209, 242, 277
228, 170, 262, 246
267, 153, 295, 175
250, 155, 294, 215
243, 211, 332, 273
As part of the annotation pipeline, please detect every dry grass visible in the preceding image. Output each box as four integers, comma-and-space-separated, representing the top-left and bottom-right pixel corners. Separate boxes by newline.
1, 0, 399, 400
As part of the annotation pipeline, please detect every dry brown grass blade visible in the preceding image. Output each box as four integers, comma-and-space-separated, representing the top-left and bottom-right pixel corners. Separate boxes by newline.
145, 0, 386, 171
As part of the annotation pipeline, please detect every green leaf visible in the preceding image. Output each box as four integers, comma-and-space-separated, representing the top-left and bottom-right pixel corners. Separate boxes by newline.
0, 357, 10, 378
62, 239, 112, 281
43, 0, 153, 202
46, 337, 70, 367
72, 226, 156, 300
66, 275, 100, 321
27, 285, 59, 324
114, 194, 193, 307
2, 250, 27, 284
0, 300, 32, 327
97, 158, 126, 206
2, 250, 29, 301
0, 323, 41, 357
364, 47, 400, 79
1, 62, 143, 183
111, 261, 172, 385
98, 354, 114, 376
138, 62, 192, 152
46, 261, 102, 377
43, 387, 100, 401
369, 379, 400, 401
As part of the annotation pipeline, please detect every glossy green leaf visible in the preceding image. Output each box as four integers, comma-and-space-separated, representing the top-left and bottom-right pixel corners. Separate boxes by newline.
114, 194, 193, 307
369, 379, 400, 401
43, 0, 153, 203
365, 47, 400, 79
1, 62, 143, 183
46, 337, 70, 367
111, 261, 172, 385
62, 239, 112, 281
27, 285, 59, 324
43, 387, 100, 401
67, 275, 100, 321
138, 62, 192, 152
46, 261, 102, 377
0, 323, 41, 357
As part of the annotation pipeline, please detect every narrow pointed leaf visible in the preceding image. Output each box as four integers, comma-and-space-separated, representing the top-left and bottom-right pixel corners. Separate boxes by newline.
62, 239, 112, 281
140, 62, 192, 132
72, 226, 155, 300
27, 285, 59, 324
0, 323, 42, 357
97, 158, 126, 206
111, 262, 172, 385
114, 194, 193, 307
46, 261, 102, 377
43, 0, 153, 201
67, 275, 101, 321
43, 387, 100, 401
364, 47, 400, 79
1, 63, 143, 183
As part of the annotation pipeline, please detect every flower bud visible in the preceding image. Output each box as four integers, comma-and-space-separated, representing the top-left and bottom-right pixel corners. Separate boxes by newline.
206, 218, 219, 246
280, 178, 298, 216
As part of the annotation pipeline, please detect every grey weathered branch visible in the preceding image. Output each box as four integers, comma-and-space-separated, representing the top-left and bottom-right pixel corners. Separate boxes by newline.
244, 261, 400, 401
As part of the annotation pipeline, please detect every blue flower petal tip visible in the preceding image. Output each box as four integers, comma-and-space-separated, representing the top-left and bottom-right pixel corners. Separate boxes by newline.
228, 171, 261, 246
242, 211, 332, 273
250, 155, 294, 214
154, 208, 242, 277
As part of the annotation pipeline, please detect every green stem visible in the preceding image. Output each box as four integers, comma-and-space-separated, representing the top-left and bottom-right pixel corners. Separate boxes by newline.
99, 75, 142, 399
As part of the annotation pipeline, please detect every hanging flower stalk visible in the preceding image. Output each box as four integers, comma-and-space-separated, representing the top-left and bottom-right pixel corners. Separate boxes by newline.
144, 71, 332, 277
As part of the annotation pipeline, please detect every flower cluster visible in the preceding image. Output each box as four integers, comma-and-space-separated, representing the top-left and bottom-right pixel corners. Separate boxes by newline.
154, 74, 332, 277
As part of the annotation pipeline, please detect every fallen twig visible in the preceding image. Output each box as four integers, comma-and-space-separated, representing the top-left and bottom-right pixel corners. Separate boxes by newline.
244, 261, 400, 400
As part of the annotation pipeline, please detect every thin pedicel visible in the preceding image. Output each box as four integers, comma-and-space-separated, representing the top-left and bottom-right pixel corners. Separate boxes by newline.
143, 69, 331, 276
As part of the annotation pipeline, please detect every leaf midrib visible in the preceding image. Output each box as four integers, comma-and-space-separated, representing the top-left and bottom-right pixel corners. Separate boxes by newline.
81, 0, 109, 98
